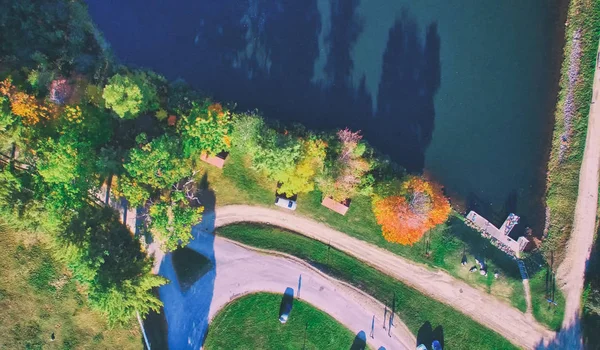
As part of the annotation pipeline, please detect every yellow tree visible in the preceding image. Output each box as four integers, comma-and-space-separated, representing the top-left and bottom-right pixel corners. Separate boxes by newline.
0, 78, 53, 125
276, 138, 327, 195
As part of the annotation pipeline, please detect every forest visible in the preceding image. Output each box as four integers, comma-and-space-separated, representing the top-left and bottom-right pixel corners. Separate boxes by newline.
0, 0, 451, 330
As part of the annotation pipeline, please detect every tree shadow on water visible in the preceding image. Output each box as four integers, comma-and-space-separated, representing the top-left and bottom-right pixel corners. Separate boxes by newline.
88, 0, 441, 173
371, 15, 440, 172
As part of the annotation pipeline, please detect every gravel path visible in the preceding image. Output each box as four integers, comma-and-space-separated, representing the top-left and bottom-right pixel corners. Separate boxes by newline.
214, 205, 554, 349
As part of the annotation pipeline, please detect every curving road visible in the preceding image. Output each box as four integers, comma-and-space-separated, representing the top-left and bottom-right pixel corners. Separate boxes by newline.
153, 215, 414, 350
214, 205, 555, 349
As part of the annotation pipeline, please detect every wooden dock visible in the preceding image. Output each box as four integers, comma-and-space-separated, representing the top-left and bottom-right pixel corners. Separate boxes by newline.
466, 211, 529, 257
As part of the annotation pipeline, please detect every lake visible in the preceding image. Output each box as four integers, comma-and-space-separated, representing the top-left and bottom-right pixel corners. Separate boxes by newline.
86, 0, 566, 236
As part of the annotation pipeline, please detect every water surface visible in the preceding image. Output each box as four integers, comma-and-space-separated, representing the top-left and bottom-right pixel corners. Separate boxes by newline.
87, 0, 565, 235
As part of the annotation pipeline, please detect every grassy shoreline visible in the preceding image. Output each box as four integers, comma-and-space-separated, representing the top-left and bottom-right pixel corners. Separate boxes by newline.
201, 150, 529, 307
216, 223, 519, 349
544, 0, 600, 263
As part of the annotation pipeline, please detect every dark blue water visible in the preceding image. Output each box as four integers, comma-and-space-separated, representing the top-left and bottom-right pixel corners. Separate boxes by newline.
87, 0, 565, 233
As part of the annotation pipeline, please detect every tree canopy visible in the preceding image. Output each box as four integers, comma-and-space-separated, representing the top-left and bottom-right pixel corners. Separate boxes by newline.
123, 134, 190, 191
318, 129, 372, 201
275, 138, 327, 196
148, 187, 204, 251
178, 101, 233, 157
59, 206, 165, 325
373, 177, 450, 245
102, 72, 158, 119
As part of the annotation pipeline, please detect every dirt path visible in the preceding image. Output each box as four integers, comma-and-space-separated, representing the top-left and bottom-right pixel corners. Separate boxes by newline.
523, 279, 533, 315
554, 39, 600, 349
214, 205, 554, 349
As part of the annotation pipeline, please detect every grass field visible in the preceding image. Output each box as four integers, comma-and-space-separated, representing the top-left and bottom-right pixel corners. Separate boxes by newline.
203, 293, 357, 350
216, 223, 519, 350
195, 149, 527, 312
529, 267, 566, 331
0, 222, 142, 350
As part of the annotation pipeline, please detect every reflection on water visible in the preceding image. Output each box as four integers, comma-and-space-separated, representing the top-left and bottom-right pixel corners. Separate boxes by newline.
87, 0, 565, 234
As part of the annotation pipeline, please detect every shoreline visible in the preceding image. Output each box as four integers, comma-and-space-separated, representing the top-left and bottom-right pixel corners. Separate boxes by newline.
532, 0, 571, 240
542, 0, 600, 263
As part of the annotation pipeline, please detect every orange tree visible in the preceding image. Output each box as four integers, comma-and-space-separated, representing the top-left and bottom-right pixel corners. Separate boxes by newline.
0, 77, 53, 125
373, 177, 450, 245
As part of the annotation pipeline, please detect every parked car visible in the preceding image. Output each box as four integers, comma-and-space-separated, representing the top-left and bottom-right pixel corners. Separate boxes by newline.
279, 309, 291, 324
416, 341, 442, 350
279, 288, 294, 323
275, 197, 297, 210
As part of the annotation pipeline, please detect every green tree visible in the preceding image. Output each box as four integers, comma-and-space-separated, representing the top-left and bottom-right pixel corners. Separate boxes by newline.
275, 138, 327, 196
117, 175, 151, 208
36, 136, 92, 184
59, 206, 165, 325
102, 73, 158, 119
0, 96, 24, 153
178, 101, 233, 157
147, 187, 204, 251
230, 112, 263, 152
123, 134, 190, 190
251, 129, 302, 179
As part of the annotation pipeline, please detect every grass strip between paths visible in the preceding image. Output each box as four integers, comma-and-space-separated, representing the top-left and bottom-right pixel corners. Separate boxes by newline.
203, 293, 357, 350
216, 223, 518, 350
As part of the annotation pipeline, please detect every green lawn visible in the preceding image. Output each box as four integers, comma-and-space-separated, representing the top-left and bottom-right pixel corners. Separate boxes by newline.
196, 148, 527, 312
216, 223, 519, 350
0, 222, 142, 350
529, 267, 566, 331
203, 293, 357, 350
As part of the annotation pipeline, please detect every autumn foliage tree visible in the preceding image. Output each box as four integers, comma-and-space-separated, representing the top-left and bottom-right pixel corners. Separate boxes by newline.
178, 101, 233, 157
275, 137, 327, 196
318, 128, 372, 202
374, 177, 451, 245
0, 77, 53, 125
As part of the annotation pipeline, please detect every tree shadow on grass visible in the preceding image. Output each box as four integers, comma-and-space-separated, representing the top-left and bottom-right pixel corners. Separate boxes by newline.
582, 224, 600, 349
155, 189, 217, 349
417, 322, 444, 349
534, 314, 581, 349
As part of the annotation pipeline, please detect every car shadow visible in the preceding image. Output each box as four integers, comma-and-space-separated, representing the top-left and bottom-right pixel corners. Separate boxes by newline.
350, 330, 367, 350
279, 287, 295, 319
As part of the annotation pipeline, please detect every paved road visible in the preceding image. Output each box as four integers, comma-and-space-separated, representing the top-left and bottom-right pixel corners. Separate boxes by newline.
214, 205, 555, 349
155, 215, 414, 350
554, 38, 600, 349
